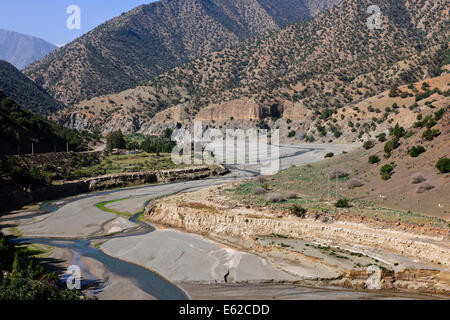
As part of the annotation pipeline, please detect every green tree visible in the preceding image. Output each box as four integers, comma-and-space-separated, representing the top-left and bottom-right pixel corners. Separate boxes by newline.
106, 130, 126, 151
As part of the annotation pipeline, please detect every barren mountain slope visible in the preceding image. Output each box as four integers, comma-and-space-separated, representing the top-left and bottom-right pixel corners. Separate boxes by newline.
24, 0, 340, 105
57, 0, 449, 134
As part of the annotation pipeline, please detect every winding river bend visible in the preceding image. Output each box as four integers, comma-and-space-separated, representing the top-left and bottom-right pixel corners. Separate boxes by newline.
7, 143, 414, 300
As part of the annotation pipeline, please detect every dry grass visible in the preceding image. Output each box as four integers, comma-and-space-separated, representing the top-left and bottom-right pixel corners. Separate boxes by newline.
179, 202, 219, 214
328, 169, 349, 179
346, 178, 364, 189
410, 173, 426, 185
415, 183, 435, 194
286, 192, 299, 199
268, 193, 285, 203
253, 187, 268, 195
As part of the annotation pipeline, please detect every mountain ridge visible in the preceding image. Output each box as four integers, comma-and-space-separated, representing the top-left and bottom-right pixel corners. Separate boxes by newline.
0, 29, 57, 70
56, 0, 449, 135
24, 0, 341, 105
0, 60, 65, 115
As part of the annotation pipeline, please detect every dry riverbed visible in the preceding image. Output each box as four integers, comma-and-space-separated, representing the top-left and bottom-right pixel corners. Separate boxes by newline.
144, 184, 450, 297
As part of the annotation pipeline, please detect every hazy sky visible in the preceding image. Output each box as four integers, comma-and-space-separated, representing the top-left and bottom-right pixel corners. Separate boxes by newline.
0, 0, 157, 46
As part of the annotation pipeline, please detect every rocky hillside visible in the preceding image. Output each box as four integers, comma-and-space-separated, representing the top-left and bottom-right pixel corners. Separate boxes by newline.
58, 0, 449, 134
24, 0, 340, 105
0, 29, 57, 70
0, 60, 65, 115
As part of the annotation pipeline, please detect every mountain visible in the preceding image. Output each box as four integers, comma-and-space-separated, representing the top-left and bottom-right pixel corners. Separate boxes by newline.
58, 0, 449, 135
0, 60, 65, 115
24, 0, 341, 105
0, 29, 57, 70
0, 91, 86, 155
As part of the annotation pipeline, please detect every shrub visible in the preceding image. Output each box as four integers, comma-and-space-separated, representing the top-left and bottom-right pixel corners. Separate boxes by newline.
384, 138, 400, 154
347, 178, 364, 189
410, 173, 426, 185
380, 164, 394, 180
335, 198, 351, 208
324, 152, 334, 158
288, 130, 296, 138
268, 193, 285, 203
255, 176, 266, 184
422, 128, 440, 141
381, 164, 394, 175
363, 140, 374, 150
436, 158, 450, 173
290, 205, 307, 218
328, 169, 349, 179
389, 124, 406, 139
368, 155, 380, 164
377, 133, 387, 142
253, 187, 267, 195
286, 192, 298, 199
409, 146, 426, 157
415, 183, 435, 194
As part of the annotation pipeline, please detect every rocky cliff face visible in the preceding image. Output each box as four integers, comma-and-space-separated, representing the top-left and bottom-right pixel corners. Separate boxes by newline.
144, 185, 450, 295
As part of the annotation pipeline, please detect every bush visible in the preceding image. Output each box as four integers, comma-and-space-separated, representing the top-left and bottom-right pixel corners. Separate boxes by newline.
286, 192, 299, 199
268, 193, 285, 203
324, 152, 334, 158
347, 178, 364, 189
436, 158, 450, 173
335, 198, 351, 208
288, 130, 296, 138
363, 140, 374, 150
389, 124, 406, 139
422, 129, 440, 141
328, 169, 349, 179
289, 205, 307, 218
377, 133, 387, 142
409, 146, 426, 157
380, 164, 394, 180
368, 155, 380, 164
410, 173, 426, 184
252, 187, 267, 195
384, 138, 400, 154
381, 164, 394, 175
416, 183, 435, 194
255, 176, 266, 184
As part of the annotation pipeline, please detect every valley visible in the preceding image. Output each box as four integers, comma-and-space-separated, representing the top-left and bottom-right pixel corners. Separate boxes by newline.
0, 0, 448, 303
3, 143, 448, 299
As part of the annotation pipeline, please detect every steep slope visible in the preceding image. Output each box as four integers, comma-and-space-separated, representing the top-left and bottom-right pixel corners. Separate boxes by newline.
0, 29, 57, 70
0, 91, 87, 155
0, 60, 65, 115
24, 0, 341, 104
59, 0, 449, 134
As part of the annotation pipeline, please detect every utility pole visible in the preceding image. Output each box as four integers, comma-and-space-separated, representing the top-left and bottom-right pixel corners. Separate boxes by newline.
32, 142, 34, 156
336, 175, 339, 200
66, 142, 69, 153
327, 172, 330, 200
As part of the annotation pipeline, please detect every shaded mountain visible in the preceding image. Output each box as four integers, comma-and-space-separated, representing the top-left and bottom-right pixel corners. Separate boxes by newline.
58, 0, 449, 134
24, 0, 342, 104
0, 91, 87, 155
0, 29, 57, 70
0, 60, 65, 115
